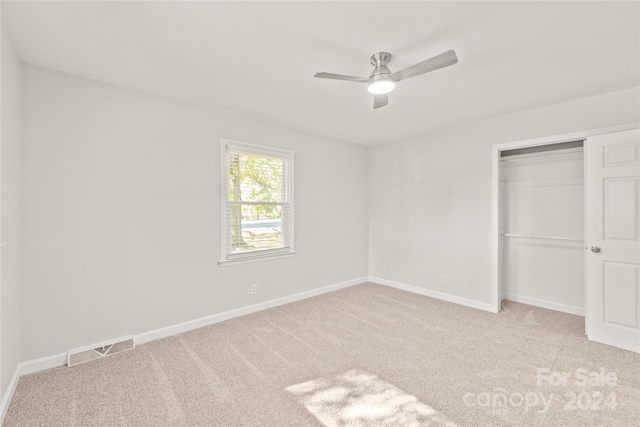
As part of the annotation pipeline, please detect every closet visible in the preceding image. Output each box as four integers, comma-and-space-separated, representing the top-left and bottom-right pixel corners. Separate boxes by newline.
500, 141, 585, 316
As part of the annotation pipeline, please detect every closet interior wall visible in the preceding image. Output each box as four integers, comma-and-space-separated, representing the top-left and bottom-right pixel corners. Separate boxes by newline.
501, 144, 585, 315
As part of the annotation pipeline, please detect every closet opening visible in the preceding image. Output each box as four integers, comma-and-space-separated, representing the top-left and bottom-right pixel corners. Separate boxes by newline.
500, 140, 586, 322
491, 134, 589, 336
492, 125, 640, 350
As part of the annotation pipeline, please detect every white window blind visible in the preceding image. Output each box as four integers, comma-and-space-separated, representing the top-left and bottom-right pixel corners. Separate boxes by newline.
220, 139, 294, 265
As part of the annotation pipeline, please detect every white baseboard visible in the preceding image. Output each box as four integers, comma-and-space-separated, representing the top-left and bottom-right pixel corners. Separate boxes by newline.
0, 276, 366, 422
502, 293, 585, 316
0, 364, 20, 424
17, 353, 68, 377
370, 276, 497, 313
137, 276, 367, 345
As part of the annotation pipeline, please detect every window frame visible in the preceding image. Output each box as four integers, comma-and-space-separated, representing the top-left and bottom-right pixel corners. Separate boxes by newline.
219, 139, 295, 266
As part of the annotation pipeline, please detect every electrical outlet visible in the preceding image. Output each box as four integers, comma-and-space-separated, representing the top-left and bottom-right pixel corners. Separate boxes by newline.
440, 274, 446, 284
464, 281, 471, 290
250, 284, 257, 295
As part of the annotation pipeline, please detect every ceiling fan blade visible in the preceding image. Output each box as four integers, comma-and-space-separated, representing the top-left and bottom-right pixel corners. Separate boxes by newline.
314, 72, 369, 83
390, 50, 458, 82
373, 93, 388, 109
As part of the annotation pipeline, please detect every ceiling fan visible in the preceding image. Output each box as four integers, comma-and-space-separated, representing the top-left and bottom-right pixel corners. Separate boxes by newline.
314, 50, 458, 109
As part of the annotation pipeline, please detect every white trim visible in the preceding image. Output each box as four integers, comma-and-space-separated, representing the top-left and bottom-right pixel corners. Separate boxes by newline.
136, 276, 366, 344
583, 138, 590, 335
491, 143, 502, 313
491, 122, 640, 315
223, 138, 294, 159
17, 353, 67, 376
492, 123, 639, 151
369, 276, 497, 313
218, 251, 295, 267
0, 365, 20, 424
220, 138, 228, 262
502, 294, 585, 317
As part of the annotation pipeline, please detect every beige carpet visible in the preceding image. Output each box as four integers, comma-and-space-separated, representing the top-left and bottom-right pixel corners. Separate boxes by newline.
4, 282, 639, 426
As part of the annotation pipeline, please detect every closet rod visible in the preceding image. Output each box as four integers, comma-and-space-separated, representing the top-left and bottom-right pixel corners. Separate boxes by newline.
502, 232, 583, 242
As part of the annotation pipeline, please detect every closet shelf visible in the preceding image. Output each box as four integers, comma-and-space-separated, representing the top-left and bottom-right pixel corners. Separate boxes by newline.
502, 232, 583, 242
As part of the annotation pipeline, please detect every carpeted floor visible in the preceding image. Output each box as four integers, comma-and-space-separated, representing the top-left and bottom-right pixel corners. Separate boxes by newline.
4, 282, 639, 426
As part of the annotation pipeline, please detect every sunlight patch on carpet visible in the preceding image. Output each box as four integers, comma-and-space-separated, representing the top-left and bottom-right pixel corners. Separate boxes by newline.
286, 370, 458, 427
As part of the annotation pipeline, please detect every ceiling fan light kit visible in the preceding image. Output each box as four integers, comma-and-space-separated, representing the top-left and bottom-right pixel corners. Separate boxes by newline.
368, 78, 395, 95
314, 49, 458, 109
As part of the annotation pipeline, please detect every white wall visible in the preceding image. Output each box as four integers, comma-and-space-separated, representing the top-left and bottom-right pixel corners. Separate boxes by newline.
501, 149, 585, 313
21, 65, 369, 361
15, 61, 640, 363
369, 87, 640, 305
0, 22, 22, 400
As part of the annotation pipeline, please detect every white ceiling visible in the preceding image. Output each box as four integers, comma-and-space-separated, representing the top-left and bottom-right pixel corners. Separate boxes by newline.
2, 1, 639, 145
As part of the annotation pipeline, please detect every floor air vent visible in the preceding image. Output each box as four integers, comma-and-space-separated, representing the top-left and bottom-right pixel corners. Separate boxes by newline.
67, 337, 135, 366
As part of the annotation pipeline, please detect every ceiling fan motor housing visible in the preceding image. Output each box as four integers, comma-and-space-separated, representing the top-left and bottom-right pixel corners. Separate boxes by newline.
369, 52, 394, 80
370, 52, 392, 66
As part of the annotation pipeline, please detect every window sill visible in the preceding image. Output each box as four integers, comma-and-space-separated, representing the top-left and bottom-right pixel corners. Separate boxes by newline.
218, 251, 296, 267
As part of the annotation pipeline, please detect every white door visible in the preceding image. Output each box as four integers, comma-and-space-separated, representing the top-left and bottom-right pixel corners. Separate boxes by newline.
586, 128, 640, 353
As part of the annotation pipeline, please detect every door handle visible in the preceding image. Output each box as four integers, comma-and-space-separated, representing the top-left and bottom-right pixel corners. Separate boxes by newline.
590, 246, 601, 253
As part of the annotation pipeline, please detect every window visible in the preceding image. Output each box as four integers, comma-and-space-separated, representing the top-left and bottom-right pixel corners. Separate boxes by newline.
219, 139, 294, 265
